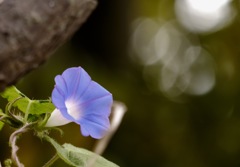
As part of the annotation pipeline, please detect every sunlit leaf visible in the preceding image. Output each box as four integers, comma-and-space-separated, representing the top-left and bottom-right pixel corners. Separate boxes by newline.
1, 86, 27, 101
1, 86, 54, 115
47, 136, 119, 167
27, 100, 55, 115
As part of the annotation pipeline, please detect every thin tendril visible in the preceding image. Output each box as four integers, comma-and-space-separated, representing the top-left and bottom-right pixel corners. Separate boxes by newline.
0, 116, 6, 121
9, 123, 32, 167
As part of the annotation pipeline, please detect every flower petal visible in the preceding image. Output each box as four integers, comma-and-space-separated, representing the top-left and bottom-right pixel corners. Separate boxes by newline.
61, 67, 91, 99
54, 75, 68, 95
81, 81, 112, 104
52, 87, 66, 109
52, 87, 77, 122
80, 95, 113, 117
48, 66, 113, 139
79, 115, 110, 139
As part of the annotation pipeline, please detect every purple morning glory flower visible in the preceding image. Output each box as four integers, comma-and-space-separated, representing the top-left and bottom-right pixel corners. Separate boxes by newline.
45, 67, 113, 139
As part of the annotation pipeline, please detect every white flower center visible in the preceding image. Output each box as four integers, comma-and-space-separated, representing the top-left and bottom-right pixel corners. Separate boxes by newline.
45, 108, 72, 127
65, 99, 82, 120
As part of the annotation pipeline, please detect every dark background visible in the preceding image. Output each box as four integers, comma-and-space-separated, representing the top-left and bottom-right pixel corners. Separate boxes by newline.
2, 0, 240, 167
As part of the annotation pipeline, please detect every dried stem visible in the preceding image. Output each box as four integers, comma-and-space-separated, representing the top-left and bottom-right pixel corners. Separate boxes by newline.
87, 101, 127, 167
9, 123, 32, 167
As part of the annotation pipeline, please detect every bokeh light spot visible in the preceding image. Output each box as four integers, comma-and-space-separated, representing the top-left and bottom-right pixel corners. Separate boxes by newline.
175, 0, 236, 33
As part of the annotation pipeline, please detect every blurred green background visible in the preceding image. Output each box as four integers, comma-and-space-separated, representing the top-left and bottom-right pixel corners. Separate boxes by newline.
2, 0, 240, 166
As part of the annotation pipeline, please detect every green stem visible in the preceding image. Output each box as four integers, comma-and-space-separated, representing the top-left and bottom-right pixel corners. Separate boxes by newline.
24, 100, 32, 122
42, 154, 59, 167
37, 113, 50, 128
40, 135, 60, 167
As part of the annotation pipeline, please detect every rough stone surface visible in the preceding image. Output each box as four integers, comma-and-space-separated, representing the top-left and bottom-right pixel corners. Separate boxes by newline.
0, 0, 97, 90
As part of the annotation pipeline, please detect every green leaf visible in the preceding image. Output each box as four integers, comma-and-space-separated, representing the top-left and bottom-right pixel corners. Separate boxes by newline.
1, 86, 54, 115
46, 136, 119, 167
26, 100, 55, 115
63, 144, 119, 167
1, 86, 26, 101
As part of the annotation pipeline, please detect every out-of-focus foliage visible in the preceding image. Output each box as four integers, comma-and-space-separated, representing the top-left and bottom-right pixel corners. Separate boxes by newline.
0, 119, 3, 131
1, 0, 240, 167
